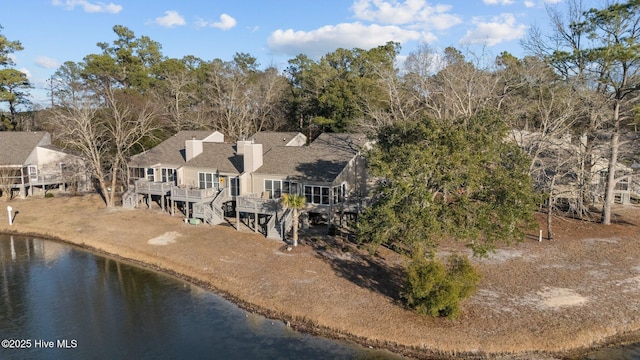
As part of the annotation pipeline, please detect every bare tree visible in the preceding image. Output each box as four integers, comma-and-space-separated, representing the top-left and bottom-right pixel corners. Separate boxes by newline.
403, 45, 503, 123
200, 57, 256, 140
0, 167, 19, 201
355, 56, 420, 133
51, 91, 158, 208
102, 88, 158, 207
151, 59, 205, 132
50, 95, 112, 205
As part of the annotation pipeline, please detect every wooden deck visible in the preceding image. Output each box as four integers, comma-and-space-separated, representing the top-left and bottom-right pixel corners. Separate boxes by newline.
170, 186, 217, 203
235, 194, 281, 214
134, 179, 173, 195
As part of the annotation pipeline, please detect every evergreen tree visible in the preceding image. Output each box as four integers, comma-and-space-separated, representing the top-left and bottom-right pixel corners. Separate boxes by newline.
0, 25, 31, 130
358, 112, 538, 314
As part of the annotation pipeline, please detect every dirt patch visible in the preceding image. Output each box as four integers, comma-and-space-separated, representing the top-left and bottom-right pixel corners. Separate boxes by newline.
147, 231, 182, 245
2, 194, 640, 359
537, 287, 588, 308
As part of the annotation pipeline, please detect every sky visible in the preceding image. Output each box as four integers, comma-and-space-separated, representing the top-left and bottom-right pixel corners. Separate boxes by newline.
0, 0, 597, 107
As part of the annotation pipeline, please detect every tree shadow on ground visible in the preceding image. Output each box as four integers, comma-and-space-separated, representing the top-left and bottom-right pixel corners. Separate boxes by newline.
301, 229, 406, 304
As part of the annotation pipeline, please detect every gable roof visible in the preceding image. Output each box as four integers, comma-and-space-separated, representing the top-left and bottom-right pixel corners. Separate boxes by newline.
128, 130, 368, 183
0, 131, 50, 166
255, 133, 368, 183
129, 130, 213, 167
184, 143, 243, 174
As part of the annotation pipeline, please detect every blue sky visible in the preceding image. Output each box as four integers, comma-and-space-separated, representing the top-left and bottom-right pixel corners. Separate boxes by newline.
0, 0, 596, 107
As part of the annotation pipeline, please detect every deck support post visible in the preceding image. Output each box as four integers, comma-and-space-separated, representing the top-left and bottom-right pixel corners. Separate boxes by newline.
236, 207, 240, 231
254, 201, 258, 233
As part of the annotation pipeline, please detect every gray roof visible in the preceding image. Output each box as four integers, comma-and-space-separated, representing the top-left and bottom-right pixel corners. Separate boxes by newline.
128, 130, 368, 183
129, 130, 213, 167
250, 132, 304, 150
255, 133, 368, 183
185, 143, 243, 174
309, 132, 369, 152
0, 131, 50, 166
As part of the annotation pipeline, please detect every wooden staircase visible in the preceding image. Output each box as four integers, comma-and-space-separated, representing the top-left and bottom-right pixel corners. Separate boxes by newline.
266, 208, 294, 240
194, 188, 229, 225
121, 188, 139, 208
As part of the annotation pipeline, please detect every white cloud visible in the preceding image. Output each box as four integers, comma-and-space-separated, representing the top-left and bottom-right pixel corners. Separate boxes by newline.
52, 0, 122, 14
544, 0, 562, 3
460, 13, 527, 46
213, 14, 237, 30
196, 13, 237, 30
19, 68, 31, 78
351, 0, 462, 30
483, 0, 515, 5
154, 10, 185, 28
268, 22, 423, 59
35, 56, 59, 69
524, 1, 536, 8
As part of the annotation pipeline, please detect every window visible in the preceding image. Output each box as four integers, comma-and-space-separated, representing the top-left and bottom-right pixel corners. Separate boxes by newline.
198, 172, 219, 190
332, 183, 347, 204
146, 168, 154, 181
28, 165, 38, 181
264, 180, 297, 199
129, 167, 145, 179
304, 185, 330, 205
161, 168, 176, 184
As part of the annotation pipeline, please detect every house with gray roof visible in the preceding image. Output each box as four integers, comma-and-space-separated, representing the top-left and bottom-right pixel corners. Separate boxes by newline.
0, 131, 87, 199
125, 130, 370, 239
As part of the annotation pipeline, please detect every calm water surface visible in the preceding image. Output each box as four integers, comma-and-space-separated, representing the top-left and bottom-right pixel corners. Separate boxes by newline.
583, 343, 640, 360
0, 234, 402, 360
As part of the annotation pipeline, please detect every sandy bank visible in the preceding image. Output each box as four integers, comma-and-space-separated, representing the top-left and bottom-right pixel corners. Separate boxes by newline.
2, 194, 640, 359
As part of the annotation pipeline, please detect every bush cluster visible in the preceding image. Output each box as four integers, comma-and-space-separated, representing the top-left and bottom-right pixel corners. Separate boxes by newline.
404, 253, 480, 319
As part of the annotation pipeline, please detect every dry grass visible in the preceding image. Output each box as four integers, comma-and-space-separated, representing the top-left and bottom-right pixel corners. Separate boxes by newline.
2, 193, 640, 359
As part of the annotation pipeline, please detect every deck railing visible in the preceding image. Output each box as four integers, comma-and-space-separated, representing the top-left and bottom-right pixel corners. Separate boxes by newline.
0, 170, 70, 187
134, 179, 173, 194
31, 173, 67, 185
236, 194, 280, 213
171, 186, 217, 201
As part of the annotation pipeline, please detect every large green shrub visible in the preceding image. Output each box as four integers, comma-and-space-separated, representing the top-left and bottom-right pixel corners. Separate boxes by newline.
404, 253, 480, 319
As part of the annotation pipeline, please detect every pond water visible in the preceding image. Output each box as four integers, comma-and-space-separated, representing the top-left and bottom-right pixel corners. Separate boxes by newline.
583, 343, 640, 360
0, 234, 402, 359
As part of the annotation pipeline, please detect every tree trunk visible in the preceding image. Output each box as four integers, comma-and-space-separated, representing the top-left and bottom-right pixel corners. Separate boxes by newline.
547, 175, 555, 241
292, 208, 299, 246
107, 160, 120, 208
602, 101, 621, 225
97, 176, 111, 208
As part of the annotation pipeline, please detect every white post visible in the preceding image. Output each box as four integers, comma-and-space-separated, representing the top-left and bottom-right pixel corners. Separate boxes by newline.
7, 206, 13, 226
538, 229, 542, 242
10, 235, 16, 260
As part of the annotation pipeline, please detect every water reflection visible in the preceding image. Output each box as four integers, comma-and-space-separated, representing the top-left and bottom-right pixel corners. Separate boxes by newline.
584, 343, 640, 360
0, 235, 401, 359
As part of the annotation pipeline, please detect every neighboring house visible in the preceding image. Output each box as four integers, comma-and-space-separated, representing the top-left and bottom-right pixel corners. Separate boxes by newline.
511, 130, 637, 209
0, 131, 87, 198
125, 130, 370, 239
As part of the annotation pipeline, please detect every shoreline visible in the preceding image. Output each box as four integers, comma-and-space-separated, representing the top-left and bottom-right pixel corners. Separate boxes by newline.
2, 194, 640, 359
0, 229, 432, 359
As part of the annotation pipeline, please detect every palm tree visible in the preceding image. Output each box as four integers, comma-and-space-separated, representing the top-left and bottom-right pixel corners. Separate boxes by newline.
281, 193, 305, 246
